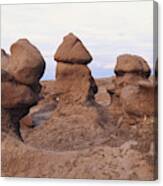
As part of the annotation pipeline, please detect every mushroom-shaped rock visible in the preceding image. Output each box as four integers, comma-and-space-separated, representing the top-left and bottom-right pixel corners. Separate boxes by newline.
107, 54, 152, 116
114, 54, 151, 78
54, 33, 92, 64
54, 34, 97, 106
7, 39, 45, 85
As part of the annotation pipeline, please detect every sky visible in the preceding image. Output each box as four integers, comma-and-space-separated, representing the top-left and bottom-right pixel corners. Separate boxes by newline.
1, 1, 154, 80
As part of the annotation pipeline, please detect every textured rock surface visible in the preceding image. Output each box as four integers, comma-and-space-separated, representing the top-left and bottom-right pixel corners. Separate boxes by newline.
120, 80, 155, 116
1, 41, 45, 140
115, 54, 151, 78
54, 33, 92, 64
7, 39, 45, 85
1, 135, 155, 180
55, 62, 97, 105
107, 54, 155, 117
2, 81, 38, 109
54, 33, 97, 106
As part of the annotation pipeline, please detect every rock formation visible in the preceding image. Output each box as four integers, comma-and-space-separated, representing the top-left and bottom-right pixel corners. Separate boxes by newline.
114, 54, 151, 78
112, 54, 151, 91
54, 33, 92, 64
54, 33, 98, 106
120, 79, 155, 116
1, 39, 45, 141
107, 54, 155, 117
6, 39, 45, 85
1, 40, 157, 180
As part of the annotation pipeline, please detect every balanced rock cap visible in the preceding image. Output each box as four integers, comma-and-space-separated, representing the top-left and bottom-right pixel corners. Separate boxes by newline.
114, 54, 151, 78
54, 33, 92, 64
7, 39, 45, 85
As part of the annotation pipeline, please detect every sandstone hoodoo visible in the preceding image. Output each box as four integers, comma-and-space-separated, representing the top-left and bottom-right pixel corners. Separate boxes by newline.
114, 54, 151, 91
1, 40, 46, 141
54, 33, 98, 106
115, 54, 151, 78
107, 54, 154, 117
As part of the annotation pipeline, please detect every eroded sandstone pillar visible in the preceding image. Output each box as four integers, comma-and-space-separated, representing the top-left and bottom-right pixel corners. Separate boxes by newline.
54, 33, 98, 106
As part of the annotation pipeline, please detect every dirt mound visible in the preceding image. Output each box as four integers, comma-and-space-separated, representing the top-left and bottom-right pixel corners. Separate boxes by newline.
21, 104, 114, 151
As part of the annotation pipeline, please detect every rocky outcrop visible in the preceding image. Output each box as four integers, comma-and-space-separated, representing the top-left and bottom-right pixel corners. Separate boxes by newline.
107, 54, 155, 117
1, 39, 45, 141
2, 80, 38, 109
120, 79, 155, 116
6, 39, 45, 85
113, 54, 151, 90
115, 54, 151, 78
54, 33, 98, 106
